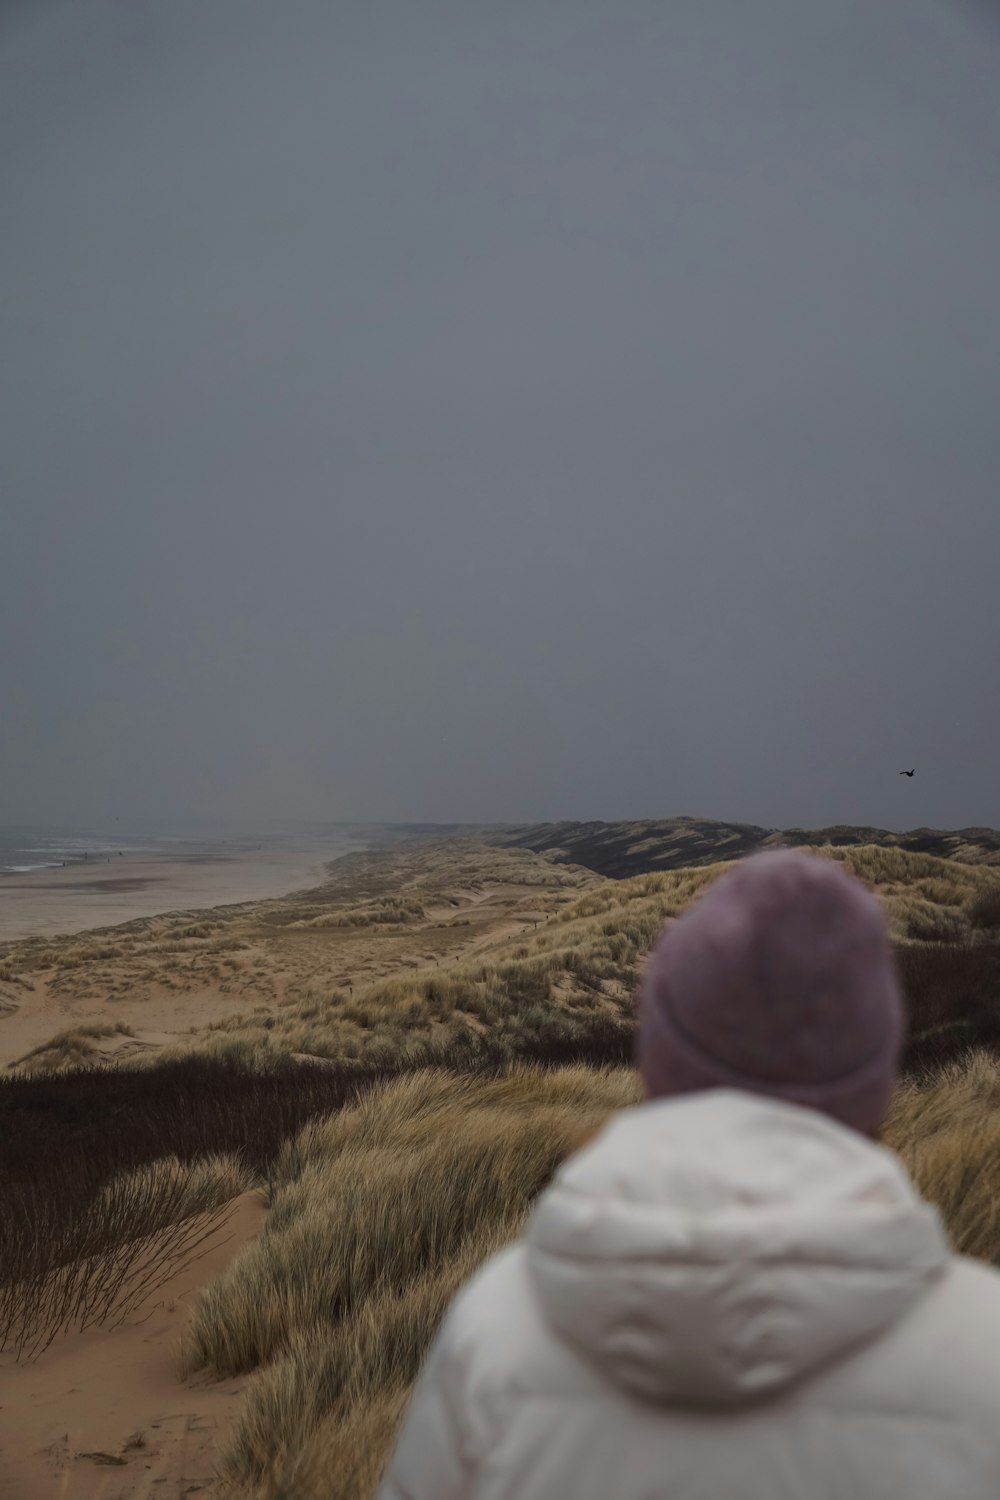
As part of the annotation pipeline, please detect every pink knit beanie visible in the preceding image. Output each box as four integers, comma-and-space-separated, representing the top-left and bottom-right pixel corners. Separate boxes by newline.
638, 850, 904, 1133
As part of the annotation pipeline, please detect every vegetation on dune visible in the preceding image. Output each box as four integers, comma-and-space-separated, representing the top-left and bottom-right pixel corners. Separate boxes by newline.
4, 834, 1000, 1498
192, 1051, 1000, 1500
11, 1019, 136, 1075
897, 940, 1000, 1073
289, 897, 428, 930
0, 1052, 392, 1359
188, 1066, 640, 1499
495, 817, 1000, 879
0, 1151, 254, 1361
819, 844, 994, 941
189, 848, 1000, 1078
968, 880, 1000, 932
0, 1022, 636, 1363
193, 863, 724, 1068
0, 840, 596, 1013
883, 1051, 1000, 1262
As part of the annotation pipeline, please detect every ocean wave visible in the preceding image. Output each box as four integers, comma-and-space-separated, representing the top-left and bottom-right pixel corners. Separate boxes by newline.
1, 861, 64, 874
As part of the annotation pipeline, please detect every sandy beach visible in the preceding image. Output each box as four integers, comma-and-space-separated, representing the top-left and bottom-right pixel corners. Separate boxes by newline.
0, 836, 365, 942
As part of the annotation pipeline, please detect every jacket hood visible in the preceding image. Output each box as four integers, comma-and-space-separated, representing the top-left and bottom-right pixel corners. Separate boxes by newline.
526, 1090, 948, 1407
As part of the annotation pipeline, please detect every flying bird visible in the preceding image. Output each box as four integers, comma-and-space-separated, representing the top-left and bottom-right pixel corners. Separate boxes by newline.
899, 769, 915, 777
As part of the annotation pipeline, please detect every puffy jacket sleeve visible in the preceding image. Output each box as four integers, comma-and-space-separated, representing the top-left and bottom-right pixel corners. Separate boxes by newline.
375, 1309, 477, 1500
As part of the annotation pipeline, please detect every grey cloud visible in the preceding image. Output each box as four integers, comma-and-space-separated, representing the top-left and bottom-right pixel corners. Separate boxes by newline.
2, 0, 999, 830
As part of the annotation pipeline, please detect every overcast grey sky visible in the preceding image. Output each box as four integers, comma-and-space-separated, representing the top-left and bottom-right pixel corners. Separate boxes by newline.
2, 0, 999, 833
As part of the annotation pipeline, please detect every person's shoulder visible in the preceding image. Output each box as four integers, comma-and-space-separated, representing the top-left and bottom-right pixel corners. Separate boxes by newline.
439, 1242, 536, 1356
436, 1239, 593, 1399
925, 1258, 1000, 1422
876, 1255, 1000, 1419
939, 1254, 1000, 1338
804, 1253, 1000, 1448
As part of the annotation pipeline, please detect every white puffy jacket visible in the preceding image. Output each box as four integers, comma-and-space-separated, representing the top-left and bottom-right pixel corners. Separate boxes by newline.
378, 1090, 1000, 1500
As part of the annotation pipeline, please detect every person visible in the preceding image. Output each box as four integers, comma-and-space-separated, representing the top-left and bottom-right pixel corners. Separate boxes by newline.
377, 850, 1000, 1499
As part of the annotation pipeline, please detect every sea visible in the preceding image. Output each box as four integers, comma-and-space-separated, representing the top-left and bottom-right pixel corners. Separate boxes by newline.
0, 821, 368, 877
0, 827, 209, 875
0, 824, 304, 876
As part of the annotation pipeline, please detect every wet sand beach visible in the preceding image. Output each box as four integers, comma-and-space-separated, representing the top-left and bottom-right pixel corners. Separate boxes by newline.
0, 838, 364, 942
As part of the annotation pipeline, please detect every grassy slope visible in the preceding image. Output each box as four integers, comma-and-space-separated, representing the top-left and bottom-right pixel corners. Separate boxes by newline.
186, 841, 1000, 1079
493, 816, 1000, 876
177, 1051, 1000, 1500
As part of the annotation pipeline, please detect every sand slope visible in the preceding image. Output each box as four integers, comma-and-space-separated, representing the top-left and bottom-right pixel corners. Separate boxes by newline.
0, 1192, 266, 1500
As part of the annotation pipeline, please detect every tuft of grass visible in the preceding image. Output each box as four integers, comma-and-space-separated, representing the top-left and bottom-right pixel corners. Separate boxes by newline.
290, 898, 427, 930
182, 1065, 634, 1381
222, 1230, 509, 1498
196, 1064, 639, 1497
883, 1050, 1000, 1262
11, 1021, 135, 1076
0, 1151, 255, 1359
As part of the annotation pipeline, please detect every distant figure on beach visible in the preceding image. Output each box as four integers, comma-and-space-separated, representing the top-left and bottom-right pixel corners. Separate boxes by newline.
378, 851, 1000, 1500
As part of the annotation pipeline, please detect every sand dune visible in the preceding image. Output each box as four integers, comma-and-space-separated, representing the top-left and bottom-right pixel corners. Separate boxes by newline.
0, 840, 588, 1074
0, 838, 591, 1498
3, 832, 1000, 1498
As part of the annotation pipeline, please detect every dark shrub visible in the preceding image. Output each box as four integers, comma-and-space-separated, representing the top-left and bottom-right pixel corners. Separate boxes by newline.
969, 884, 1000, 932
896, 940, 1000, 1073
